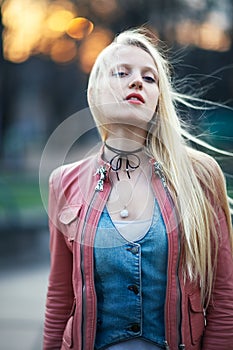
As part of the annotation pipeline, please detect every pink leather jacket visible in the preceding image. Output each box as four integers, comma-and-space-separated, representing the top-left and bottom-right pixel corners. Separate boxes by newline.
43, 151, 233, 350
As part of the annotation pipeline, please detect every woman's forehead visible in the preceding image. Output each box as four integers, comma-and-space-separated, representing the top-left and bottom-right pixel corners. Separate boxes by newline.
103, 44, 157, 70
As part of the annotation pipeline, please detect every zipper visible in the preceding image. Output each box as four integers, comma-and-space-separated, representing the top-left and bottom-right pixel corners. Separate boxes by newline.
169, 185, 182, 349
165, 183, 183, 349
164, 340, 170, 349
80, 190, 99, 350
154, 161, 184, 349
154, 161, 167, 188
176, 241, 183, 349
80, 165, 110, 350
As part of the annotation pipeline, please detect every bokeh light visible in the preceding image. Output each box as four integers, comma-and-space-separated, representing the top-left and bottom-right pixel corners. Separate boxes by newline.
1, 0, 232, 68
50, 38, 78, 63
176, 19, 231, 51
78, 27, 114, 73
90, 0, 119, 18
2, 0, 47, 63
66, 17, 94, 40
1, 0, 81, 64
198, 22, 230, 51
47, 9, 75, 33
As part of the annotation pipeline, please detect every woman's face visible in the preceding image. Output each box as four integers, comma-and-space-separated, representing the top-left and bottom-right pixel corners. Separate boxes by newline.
92, 45, 160, 132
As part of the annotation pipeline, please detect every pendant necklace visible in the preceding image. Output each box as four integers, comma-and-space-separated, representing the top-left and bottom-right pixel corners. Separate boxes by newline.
114, 170, 142, 218
104, 141, 144, 218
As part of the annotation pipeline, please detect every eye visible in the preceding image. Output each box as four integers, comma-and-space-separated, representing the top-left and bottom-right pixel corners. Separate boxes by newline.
112, 71, 128, 78
143, 76, 156, 83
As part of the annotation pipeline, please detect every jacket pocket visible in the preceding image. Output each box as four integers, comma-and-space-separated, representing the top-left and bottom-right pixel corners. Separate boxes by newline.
188, 293, 205, 345
59, 204, 83, 242
62, 315, 74, 348
62, 299, 76, 349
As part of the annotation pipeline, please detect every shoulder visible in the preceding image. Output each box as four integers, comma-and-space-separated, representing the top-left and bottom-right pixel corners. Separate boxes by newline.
187, 147, 228, 207
49, 153, 98, 188
187, 147, 224, 184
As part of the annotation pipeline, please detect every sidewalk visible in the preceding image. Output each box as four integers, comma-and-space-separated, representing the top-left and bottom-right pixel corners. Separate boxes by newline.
0, 263, 50, 350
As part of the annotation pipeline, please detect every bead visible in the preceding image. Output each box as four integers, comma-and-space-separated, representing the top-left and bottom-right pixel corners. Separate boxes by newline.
120, 208, 129, 218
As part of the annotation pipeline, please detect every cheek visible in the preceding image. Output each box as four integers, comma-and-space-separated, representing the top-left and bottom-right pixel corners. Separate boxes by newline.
150, 88, 159, 109
99, 83, 119, 104
109, 77, 125, 95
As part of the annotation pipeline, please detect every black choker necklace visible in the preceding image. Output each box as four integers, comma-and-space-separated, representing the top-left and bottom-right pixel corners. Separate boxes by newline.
104, 142, 143, 180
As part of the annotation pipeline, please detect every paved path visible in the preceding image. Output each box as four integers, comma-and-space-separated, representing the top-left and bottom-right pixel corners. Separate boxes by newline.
0, 264, 50, 350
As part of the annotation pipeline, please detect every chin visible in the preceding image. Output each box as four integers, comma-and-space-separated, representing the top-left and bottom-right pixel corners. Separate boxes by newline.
97, 103, 153, 128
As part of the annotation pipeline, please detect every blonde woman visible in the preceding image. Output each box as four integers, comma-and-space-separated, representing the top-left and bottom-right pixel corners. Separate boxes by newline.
43, 28, 233, 350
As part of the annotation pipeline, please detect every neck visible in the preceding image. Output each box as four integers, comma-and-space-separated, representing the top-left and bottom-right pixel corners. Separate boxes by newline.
104, 126, 147, 158
104, 137, 145, 169
103, 133, 151, 181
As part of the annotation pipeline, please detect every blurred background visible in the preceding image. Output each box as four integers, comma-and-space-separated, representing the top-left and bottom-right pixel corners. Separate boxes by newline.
0, 0, 232, 349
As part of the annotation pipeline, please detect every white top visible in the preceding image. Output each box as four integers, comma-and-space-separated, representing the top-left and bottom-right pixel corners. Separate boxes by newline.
113, 218, 152, 242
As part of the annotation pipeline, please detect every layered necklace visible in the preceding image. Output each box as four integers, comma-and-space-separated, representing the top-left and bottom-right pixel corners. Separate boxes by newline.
105, 141, 144, 218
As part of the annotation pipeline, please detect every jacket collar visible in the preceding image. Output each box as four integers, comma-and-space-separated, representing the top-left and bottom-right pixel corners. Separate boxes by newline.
94, 144, 167, 191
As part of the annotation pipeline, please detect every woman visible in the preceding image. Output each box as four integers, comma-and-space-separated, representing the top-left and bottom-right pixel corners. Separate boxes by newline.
43, 28, 233, 350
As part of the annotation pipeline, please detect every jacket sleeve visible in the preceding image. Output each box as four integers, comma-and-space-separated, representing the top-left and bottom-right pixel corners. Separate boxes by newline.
43, 171, 74, 350
202, 206, 233, 349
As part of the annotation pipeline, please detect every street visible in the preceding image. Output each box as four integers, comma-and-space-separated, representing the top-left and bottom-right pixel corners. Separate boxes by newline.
0, 263, 49, 350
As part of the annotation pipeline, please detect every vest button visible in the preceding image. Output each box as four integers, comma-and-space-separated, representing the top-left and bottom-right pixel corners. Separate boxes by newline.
126, 246, 139, 254
129, 324, 140, 333
128, 284, 139, 295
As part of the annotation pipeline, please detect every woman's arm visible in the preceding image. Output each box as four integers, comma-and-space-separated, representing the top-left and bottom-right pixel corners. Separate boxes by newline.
202, 208, 233, 349
43, 173, 74, 350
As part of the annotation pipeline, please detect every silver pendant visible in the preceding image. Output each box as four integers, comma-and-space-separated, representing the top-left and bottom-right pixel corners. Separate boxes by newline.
120, 208, 129, 218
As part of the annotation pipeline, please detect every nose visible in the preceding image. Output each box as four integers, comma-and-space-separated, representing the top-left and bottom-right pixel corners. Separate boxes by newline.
129, 78, 143, 90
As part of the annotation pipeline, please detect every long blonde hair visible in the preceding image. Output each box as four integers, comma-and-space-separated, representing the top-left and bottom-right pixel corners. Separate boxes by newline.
87, 28, 233, 307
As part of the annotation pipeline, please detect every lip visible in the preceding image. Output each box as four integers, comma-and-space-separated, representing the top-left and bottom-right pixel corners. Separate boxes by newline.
125, 93, 145, 104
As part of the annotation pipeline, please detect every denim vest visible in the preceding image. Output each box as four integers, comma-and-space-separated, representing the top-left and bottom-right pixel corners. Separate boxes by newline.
94, 199, 168, 350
